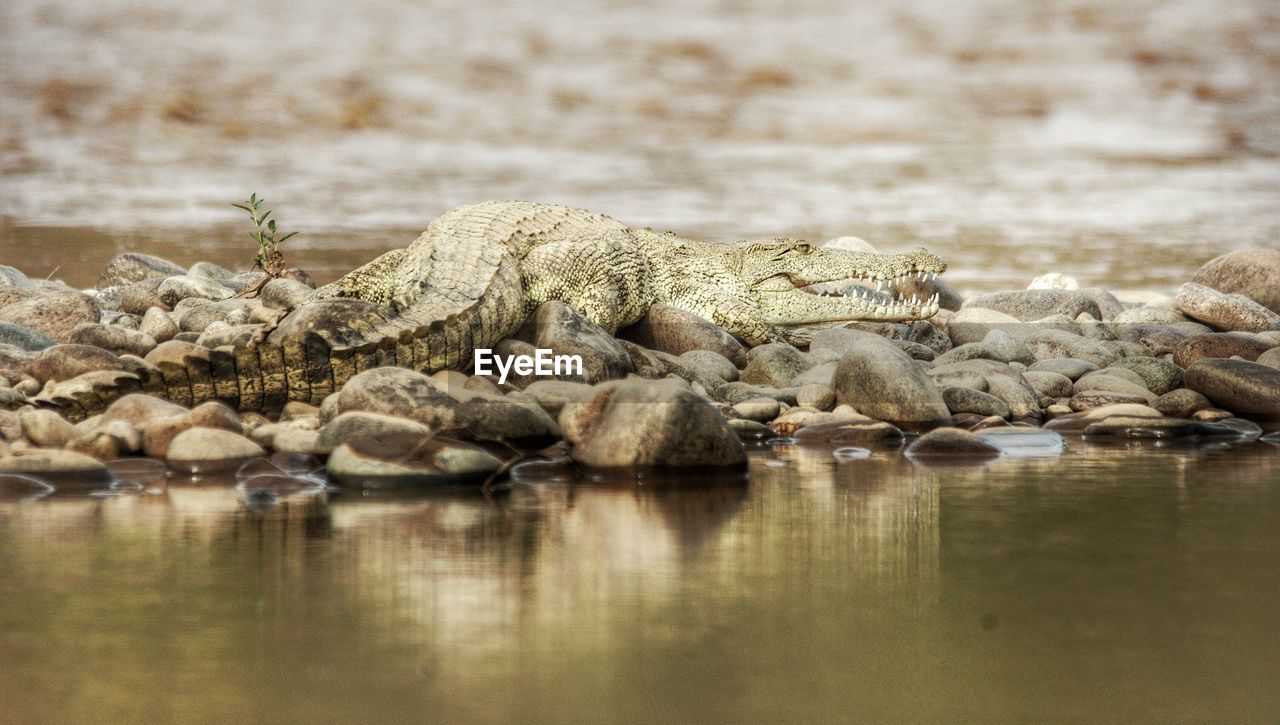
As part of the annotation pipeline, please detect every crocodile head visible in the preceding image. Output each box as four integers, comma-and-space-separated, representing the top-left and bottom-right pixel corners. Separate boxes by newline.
730, 237, 947, 325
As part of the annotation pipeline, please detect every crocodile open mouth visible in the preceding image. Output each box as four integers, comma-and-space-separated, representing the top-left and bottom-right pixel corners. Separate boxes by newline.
793, 269, 943, 317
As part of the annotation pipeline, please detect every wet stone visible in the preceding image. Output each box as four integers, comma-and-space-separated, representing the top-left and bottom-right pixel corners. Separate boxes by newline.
0, 449, 112, 485
727, 418, 775, 440
166, 427, 265, 474
792, 419, 904, 446
831, 336, 950, 433
326, 433, 504, 488
1083, 416, 1199, 439
905, 427, 1002, 461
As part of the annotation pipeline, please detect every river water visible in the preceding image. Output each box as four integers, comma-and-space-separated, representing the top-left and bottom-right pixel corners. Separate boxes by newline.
2, 0, 1278, 293
2, 438, 1279, 722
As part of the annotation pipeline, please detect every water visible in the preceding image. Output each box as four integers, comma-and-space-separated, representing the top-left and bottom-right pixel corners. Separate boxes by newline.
2, 440, 1278, 722
2, 0, 1279, 292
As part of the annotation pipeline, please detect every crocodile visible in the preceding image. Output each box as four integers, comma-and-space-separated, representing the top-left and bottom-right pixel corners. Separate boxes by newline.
37, 201, 946, 419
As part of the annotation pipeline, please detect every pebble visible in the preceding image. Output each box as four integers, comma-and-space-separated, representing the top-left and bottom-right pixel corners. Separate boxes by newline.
314, 411, 431, 453
729, 396, 782, 422
97, 253, 185, 288
1083, 416, 1199, 439
942, 386, 1011, 418
792, 419, 904, 445
29, 344, 124, 383
1184, 359, 1280, 418
795, 383, 836, 411
18, 408, 77, 448
905, 427, 1002, 461
0, 291, 100, 343
621, 303, 748, 367
516, 301, 632, 383
727, 418, 775, 440
962, 289, 1101, 321
740, 342, 812, 387
67, 323, 156, 357
0, 321, 56, 351
984, 374, 1042, 421
943, 307, 1022, 346
831, 336, 950, 432
1190, 248, 1280, 314
1021, 370, 1074, 398
1073, 374, 1156, 403
0, 449, 112, 485
259, 278, 315, 310
677, 350, 739, 382
1258, 347, 1280, 370
1151, 388, 1211, 419
1172, 333, 1273, 368
1176, 282, 1280, 333
560, 378, 746, 469
1105, 357, 1183, 395
1020, 328, 1119, 367
326, 432, 505, 488
166, 427, 265, 474
138, 308, 179, 343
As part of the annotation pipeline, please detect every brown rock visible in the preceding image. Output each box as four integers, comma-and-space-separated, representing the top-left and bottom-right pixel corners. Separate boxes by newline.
1173, 333, 1273, 368
0, 291, 100, 343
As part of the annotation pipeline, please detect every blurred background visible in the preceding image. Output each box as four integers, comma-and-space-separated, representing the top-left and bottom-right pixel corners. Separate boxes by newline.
1, 0, 1277, 291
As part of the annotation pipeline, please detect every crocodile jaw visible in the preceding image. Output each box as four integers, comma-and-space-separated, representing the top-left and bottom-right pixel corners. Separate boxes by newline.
754, 270, 942, 324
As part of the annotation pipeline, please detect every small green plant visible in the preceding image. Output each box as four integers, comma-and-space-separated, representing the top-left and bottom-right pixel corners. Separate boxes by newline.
231, 192, 298, 277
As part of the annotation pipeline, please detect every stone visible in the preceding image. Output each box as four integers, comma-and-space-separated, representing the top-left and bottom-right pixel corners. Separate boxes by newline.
962, 289, 1101, 322
18, 408, 77, 448
119, 278, 170, 315
729, 396, 782, 422
1083, 416, 1198, 439
0, 322, 55, 352
727, 418, 775, 440
315, 412, 432, 454
67, 323, 156, 357
177, 299, 256, 333
982, 329, 1035, 365
101, 394, 188, 427
1112, 307, 1190, 326
792, 419, 904, 445
944, 307, 1022, 346
515, 301, 632, 383
1106, 357, 1183, 395
0, 264, 32, 288
1043, 403, 1164, 432
166, 427, 266, 473
1176, 282, 1280, 333
259, 278, 315, 310
942, 387, 1010, 418
0, 449, 112, 484
188, 261, 237, 281
1258, 347, 1280, 370
0, 291, 100, 343
792, 362, 837, 388
926, 362, 991, 392
740, 342, 812, 387
1114, 324, 1193, 356
157, 275, 235, 307
559, 378, 746, 469
195, 324, 262, 349
933, 342, 1005, 366
1152, 388, 1211, 419
1184, 359, 1280, 418
1191, 248, 1280, 313
1020, 328, 1119, 367
617, 342, 716, 388
522, 380, 595, 418
905, 428, 1001, 461
677, 350, 739, 382
68, 420, 143, 459
29, 344, 123, 383
831, 336, 950, 432
985, 374, 1043, 420
620, 303, 748, 367
1172, 333, 1273, 368
714, 382, 799, 406
1078, 288, 1125, 322
1073, 374, 1157, 403
795, 383, 836, 411
97, 253, 184, 288
1069, 392, 1150, 411
327, 433, 504, 488
1022, 370, 1074, 398
904, 319, 953, 354
138, 307, 179, 343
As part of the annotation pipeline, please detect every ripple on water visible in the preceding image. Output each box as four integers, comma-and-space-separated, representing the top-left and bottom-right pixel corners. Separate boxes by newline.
832, 447, 872, 462
0, 473, 56, 501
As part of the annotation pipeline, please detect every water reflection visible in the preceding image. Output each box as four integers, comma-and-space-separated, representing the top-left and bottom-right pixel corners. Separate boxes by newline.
1, 441, 1278, 721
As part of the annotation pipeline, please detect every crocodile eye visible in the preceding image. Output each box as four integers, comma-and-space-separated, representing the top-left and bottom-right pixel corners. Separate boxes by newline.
336, 290, 346, 297
793, 242, 813, 254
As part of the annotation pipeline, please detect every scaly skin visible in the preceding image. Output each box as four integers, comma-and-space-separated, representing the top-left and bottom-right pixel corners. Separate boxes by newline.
35, 201, 946, 419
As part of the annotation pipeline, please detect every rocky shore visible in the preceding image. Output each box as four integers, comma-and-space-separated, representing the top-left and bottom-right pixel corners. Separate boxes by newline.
2, 247, 1279, 490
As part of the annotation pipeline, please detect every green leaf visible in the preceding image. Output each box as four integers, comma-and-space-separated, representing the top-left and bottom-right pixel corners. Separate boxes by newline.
279, 231, 299, 242
268, 219, 277, 232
